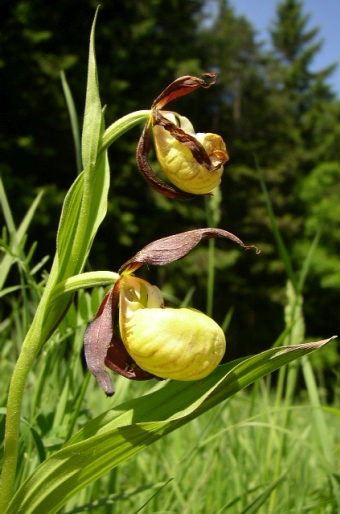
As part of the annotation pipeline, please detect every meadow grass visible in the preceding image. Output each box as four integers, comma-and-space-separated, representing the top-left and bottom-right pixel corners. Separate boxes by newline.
63, 378, 340, 514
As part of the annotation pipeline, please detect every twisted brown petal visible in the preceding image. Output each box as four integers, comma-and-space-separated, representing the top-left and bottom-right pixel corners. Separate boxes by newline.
153, 73, 217, 109
84, 286, 119, 396
136, 122, 196, 199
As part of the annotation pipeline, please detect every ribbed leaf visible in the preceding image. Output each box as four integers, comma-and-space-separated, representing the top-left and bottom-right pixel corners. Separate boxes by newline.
56, 8, 108, 281
7, 338, 334, 514
40, 10, 110, 342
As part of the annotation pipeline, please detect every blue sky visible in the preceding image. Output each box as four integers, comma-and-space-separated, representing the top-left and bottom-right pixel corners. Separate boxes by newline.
230, 0, 340, 97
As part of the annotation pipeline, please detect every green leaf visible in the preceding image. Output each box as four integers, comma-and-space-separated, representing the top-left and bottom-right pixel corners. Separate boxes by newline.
55, 172, 84, 276
55, 8, 108, 281
42, 9, 110, 337
7, 338, 334, 514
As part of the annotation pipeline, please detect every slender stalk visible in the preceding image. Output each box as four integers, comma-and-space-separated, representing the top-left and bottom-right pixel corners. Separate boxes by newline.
206, 239, 215, 317
50, 271, 119, 303
99, 110, 150, 155
0, 287, 48, 512
205, 197, 216, 317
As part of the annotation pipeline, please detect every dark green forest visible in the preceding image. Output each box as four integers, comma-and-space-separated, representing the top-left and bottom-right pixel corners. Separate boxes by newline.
1, 0, 340, 367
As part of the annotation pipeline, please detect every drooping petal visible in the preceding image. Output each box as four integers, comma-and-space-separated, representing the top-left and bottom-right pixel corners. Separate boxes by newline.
84, 287, 119, 396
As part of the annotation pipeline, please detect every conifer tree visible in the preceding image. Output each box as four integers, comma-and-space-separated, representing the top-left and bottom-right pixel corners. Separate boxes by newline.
270, 0, 340, 344
270, 0, 336, 143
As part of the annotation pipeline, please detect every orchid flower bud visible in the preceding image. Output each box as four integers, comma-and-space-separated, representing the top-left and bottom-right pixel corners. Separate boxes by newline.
119, 275, 226, 381
152, 111, 228, 195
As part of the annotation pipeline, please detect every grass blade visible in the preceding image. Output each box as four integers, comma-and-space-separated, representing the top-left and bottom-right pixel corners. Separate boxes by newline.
240, 473, 286, 514
255, 159, 298, 292
60, 70, 82, 174
0, 181, 43, 290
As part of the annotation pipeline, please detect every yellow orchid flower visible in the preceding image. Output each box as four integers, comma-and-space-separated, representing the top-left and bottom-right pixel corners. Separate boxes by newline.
152, 111, 227, 194
84, 229, 258, 395
137, 73, 229, 199
119, 275, 226, 381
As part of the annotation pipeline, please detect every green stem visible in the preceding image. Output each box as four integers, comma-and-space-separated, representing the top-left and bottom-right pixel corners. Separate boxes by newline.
50, 271, 119, 303
99, 110, 150, 155
0, 288, 48, 512
206, 239, 215, 317
205, 197, 216, 317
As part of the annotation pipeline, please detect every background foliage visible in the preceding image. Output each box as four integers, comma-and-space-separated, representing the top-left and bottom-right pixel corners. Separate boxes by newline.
1, 0, 339, 364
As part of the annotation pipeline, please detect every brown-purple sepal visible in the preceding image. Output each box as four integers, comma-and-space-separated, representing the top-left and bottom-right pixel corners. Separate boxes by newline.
119, 228, 259, 274
105, 334, 162, 381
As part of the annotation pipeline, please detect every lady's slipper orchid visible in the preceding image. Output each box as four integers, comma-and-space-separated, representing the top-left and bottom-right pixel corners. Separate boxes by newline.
84, 229, 258, 396
137, 73, 229, 199
119, 274, 226, 381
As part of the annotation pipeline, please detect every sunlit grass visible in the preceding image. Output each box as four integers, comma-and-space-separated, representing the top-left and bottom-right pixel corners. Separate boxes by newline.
62, 382, 339, 513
